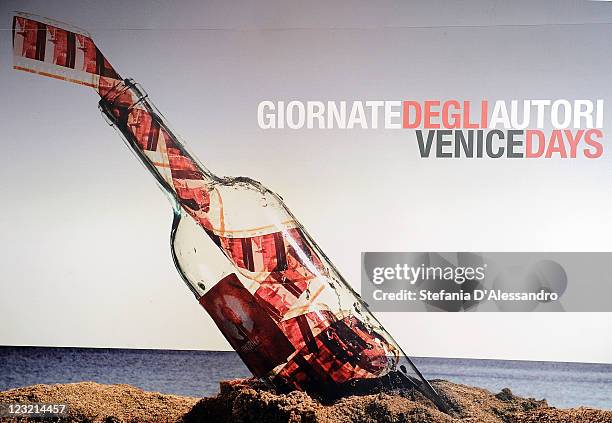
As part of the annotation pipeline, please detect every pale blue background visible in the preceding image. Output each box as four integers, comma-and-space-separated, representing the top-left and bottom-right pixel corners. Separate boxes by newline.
0, 0, 611, 363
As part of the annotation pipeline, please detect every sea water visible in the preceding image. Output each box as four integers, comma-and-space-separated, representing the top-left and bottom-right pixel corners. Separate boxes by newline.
0, 346, 609, 409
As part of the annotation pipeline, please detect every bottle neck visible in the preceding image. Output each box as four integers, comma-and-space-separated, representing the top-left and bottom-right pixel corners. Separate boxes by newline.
98, 79, 217, 215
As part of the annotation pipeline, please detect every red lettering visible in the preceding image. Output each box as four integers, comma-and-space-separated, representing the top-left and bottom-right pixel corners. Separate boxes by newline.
563, 129, 584, 158
442, 100, 461, 129
584, 129, 603, 158
545, 130, 567, 158
462, 101, 478, 129
526, 130, 545, 158
424, 100, 440, 129
402, 101, 421, 129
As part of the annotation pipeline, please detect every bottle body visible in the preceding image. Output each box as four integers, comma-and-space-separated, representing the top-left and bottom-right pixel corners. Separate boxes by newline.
99, 79, 444, 404
171, 184, 418, 398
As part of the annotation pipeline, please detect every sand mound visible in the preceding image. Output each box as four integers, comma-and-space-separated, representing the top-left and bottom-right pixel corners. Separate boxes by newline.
182, 379, 611, 423
0, 379, 610, 422
0, 382, 198, 422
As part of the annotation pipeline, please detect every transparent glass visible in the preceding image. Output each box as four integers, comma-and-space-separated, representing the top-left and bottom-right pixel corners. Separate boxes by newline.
95, 79, 447, 407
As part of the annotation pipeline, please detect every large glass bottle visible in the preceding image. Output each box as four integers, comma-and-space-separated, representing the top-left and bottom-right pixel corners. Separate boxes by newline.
12, 12, 448, 411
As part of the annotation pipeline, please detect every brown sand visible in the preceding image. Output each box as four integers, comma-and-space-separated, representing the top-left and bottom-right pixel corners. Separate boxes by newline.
0, 378, 610, 423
